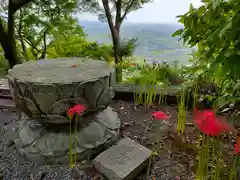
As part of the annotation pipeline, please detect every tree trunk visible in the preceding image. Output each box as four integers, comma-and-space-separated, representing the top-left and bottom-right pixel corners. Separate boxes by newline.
102, 0, 123, 82
6, 0, 21, 68
112, 28, 122, 82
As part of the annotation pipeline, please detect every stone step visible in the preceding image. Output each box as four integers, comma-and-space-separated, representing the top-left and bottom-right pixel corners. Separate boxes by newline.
115, 83, 182, 96
93, 137, 152, 180
0, 98, 17, 111
0, 78, 11, 98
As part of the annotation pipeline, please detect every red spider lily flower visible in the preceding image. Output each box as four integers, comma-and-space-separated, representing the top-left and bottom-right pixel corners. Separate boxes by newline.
234, 144, 240, 154
193, 108, 232, 136
123, 63, 136, 68
67, 104, 87, 119
234, 135, 240, 154
152, 111, 169, 120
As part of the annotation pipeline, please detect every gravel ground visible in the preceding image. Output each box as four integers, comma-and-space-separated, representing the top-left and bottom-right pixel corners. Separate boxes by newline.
0, 100, 197, 180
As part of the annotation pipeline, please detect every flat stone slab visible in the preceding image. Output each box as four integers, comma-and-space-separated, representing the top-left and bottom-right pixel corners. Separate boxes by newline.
93, 137, 152, 180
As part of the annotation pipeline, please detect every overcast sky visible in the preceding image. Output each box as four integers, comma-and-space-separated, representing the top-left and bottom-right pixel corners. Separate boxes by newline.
78, 0, 203, 24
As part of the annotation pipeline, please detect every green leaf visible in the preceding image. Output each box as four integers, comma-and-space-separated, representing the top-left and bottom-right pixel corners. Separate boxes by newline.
189, 3, 194, 11
219, 21, 232, 39
172, 29, 183, 37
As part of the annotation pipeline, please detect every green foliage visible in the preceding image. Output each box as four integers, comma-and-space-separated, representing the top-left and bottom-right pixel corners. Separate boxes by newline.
0, 0, 85, 61
119, 38, 137, 58
46, 34, 114, 61
174, 0, 240, 79
174, 0, 240, 111
173, 2, 240, 179
125, 63, 183, 86
217, 79, 240, 110
0, 47, 8, 76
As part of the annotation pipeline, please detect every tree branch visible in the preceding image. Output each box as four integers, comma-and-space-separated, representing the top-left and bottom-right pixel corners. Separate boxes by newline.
102, 0, 116, 35
115, 0, 121, 30
24, 38, 40, 52
39, 29, 48, 59
0, 19, 7, 52
18, 8, 28, 60
102, 0, 121, 63
120, 0, 135, 23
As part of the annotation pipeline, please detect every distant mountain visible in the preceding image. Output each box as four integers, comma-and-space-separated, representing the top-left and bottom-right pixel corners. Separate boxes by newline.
79, 21, 192, 65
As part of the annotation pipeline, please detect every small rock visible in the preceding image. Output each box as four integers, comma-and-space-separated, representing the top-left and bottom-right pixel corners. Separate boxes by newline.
133, 135, 138, 139
71, 168, 87, 180
39, 172, 46, 180
28, 173, 34, 180
93, 137, 152, 180
112, 108, 117, 112
3, 119, 8, 125
6, 139, 14, 147
122, 132, 131, 138
123, 122, 132, 127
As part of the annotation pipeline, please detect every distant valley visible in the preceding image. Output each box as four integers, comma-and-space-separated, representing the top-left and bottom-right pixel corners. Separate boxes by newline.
79, 21, 193, 65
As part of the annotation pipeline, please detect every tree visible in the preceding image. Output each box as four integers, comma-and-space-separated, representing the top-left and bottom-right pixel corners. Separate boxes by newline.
173, 0, 240, 81
0, 0, 83, 67
46, 33, 114, 60
173, 0, 240, 109
0, 0, 34, 68
13, 0, 83, 61
80, 0, 152, 82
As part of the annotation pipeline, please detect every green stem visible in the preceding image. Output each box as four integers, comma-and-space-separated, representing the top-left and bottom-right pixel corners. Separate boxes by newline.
69, 118, 73, 168
211, 137, 215, 180
197, 135, 204, 179
229, 155, 239, 180
193, 84, 198, 110
203, 135, 210, 178
197, 134, 210, 180
214, 137, 221, 180
74, 115, 78, 166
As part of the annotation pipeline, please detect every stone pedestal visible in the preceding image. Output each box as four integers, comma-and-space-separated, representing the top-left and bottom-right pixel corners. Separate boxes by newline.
7, 58, 120, 164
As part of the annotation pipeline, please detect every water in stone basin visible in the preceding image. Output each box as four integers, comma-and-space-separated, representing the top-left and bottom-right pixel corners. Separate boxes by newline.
7, 58, 120, 165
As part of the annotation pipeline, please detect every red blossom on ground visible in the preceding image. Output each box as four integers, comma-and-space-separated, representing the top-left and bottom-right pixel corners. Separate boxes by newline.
152, 111, 169, 120
67, 104, 87, 119
193, 108, 232, 136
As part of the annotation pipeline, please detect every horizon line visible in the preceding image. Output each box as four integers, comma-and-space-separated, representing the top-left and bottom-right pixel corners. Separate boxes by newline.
78, 19, 183, 25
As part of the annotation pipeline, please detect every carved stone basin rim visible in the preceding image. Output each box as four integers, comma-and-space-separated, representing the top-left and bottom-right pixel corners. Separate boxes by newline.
7, 58, 114, 124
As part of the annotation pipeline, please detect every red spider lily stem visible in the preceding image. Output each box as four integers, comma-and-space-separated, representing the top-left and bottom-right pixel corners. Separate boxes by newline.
67, 104, 87, 168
